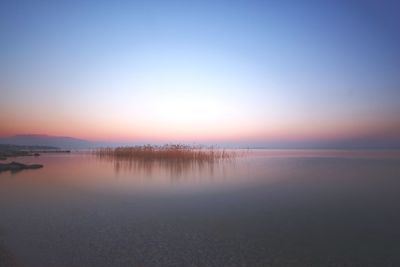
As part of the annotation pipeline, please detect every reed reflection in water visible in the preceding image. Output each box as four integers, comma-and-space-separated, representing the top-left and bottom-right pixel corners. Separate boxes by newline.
93, 145, 239, 181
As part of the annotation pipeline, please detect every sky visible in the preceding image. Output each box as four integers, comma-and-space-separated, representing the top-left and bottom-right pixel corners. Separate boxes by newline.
1, 0, 399, 147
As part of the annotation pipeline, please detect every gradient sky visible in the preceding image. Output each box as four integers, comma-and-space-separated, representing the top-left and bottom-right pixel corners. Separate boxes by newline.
1, 0, 399, 146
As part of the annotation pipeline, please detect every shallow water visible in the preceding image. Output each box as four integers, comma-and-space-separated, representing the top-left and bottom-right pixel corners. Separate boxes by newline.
0, 150, 400, 266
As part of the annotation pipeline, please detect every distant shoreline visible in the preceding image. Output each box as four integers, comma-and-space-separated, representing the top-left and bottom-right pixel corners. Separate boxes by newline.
0, 144, 70, 161
0, 144, 70, 173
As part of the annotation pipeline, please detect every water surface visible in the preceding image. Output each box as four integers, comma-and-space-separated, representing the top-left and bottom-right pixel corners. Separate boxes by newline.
1, 150, 400, 266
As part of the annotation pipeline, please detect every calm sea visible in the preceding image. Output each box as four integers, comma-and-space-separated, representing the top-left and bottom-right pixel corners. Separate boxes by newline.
1, 149, 400, 266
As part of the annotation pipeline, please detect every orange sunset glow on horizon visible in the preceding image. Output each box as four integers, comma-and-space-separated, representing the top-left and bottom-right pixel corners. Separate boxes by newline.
1, 0, 399, 148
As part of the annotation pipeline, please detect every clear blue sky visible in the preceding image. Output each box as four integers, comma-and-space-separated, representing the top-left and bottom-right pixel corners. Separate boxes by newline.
1, 0, 399, 147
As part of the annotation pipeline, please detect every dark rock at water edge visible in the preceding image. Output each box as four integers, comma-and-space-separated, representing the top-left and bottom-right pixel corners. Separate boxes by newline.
0, 161, 43, 172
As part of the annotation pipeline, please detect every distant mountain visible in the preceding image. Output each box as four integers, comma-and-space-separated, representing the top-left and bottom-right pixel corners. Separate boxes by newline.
0, 134, 93, 149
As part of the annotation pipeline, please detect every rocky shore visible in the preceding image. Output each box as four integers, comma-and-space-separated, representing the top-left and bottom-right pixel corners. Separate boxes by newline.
0, 162, 43, 172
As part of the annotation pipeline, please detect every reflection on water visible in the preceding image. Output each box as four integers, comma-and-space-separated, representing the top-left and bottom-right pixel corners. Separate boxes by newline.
90, 149, 245, 190
93, 146, 241, 183
0, 151, 247, 191
113, 158, 218, 178
1, 149, 400, 267
0, 149, 399, 193
95, 152, 237, 180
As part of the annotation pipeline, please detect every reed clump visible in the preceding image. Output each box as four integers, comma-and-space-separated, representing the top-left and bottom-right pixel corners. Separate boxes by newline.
94, 145, 235, 163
